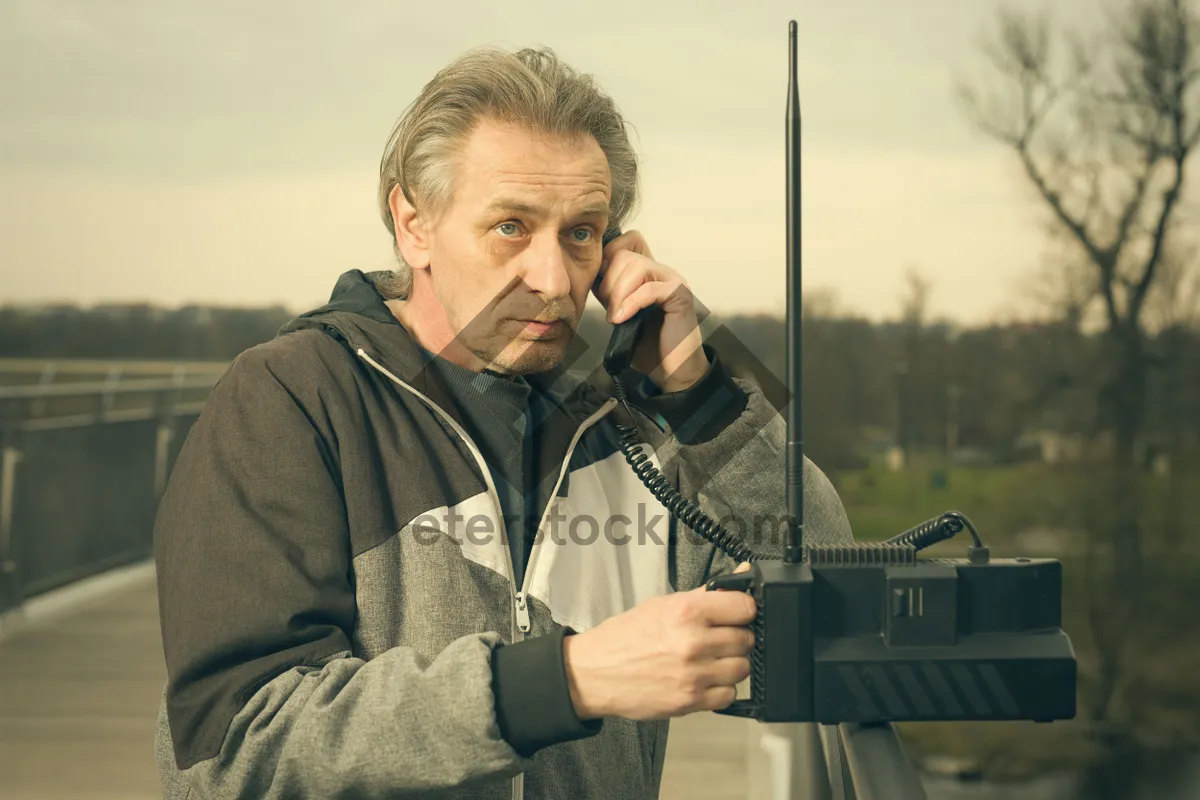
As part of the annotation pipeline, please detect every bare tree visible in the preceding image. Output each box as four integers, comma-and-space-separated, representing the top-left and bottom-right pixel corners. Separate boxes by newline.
957, 0, 1200, 726
802, 286, 842, 321
900, 265, 934, 326
1021, 232, 1105, 331
1143, 236, 1200, 329
896, 267, 932, 459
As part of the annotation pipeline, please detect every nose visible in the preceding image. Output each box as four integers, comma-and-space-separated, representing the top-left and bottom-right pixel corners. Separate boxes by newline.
518, 232, 573, 303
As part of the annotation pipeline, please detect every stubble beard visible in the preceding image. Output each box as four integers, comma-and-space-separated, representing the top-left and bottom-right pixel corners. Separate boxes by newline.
442, 298, 578, 376
435, 275, 579, 376
472, 321, 576, 375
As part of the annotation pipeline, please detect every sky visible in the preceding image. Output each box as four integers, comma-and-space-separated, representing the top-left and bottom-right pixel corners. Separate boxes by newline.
0, 0, 1139, 325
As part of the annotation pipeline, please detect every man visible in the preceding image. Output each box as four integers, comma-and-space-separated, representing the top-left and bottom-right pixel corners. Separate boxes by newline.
153, 44, 853, 799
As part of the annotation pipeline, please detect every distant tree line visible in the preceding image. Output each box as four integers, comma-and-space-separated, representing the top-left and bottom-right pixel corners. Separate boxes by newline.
0, 303, 295, 362
723, 308, 1200, 472
3, 300, 1198, 472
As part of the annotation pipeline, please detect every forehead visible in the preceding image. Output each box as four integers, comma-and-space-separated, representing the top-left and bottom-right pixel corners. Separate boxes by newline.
455, 118, 611, 207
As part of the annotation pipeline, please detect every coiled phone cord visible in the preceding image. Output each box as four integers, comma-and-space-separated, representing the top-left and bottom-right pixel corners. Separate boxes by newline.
610, 377, 988, 564
609, 377, 774, 565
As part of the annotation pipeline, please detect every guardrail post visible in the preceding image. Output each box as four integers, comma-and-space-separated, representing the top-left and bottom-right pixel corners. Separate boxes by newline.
750, 723, 834, 800
154, 391, 176, 501
28, 361, 58, 419
99, 365, 122, 420
152, 372, 186, 500
838, 722, 927, 800
0, 414, 25, 617
819, 725, 856, 800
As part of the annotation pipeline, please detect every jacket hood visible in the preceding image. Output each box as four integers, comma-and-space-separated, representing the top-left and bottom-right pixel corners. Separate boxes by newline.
276, 268, 414, 363
276, 269, 611, 422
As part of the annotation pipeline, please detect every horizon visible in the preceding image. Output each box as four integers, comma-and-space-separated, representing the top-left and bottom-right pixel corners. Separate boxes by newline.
0, 294, 1129, 336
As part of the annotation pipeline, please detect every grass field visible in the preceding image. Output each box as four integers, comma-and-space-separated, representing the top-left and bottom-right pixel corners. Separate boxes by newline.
835, 462, 1198, 551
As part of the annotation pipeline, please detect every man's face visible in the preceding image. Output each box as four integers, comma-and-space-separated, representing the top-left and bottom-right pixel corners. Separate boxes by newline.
420, 118, 611, 374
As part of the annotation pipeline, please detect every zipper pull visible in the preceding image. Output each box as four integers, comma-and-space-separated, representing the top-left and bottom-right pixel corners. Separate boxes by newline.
514, 591, 531, 633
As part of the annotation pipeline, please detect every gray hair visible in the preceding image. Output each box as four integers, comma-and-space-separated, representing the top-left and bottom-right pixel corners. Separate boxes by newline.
372, 44, 641, 300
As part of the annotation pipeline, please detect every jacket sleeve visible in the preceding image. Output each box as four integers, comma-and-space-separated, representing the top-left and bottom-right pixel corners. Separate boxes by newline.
154, 343, 532, 799
624, 344, 855, 591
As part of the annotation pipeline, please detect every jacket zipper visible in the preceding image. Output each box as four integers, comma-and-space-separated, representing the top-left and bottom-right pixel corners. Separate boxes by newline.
512, 398, 617, 800
513, 591, 531, 632
357, 350, 523, 619
519, 399, 618, 605
357, 349, 616, 800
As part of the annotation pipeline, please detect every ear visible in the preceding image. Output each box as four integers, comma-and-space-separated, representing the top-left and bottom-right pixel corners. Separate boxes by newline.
388, 184, 433, 270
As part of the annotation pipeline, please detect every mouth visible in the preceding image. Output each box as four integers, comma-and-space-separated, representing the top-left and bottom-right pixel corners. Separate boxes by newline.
513, 319, 567, 339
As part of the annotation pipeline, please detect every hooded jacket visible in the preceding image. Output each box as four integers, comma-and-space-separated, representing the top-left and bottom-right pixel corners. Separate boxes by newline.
152, 269, 855, 799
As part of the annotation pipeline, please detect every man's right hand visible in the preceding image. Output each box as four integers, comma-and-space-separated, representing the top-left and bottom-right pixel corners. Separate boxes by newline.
561, 569, 756, 721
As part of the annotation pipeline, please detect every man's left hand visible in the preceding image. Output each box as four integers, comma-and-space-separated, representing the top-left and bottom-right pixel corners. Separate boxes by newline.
592, 230, 708, 393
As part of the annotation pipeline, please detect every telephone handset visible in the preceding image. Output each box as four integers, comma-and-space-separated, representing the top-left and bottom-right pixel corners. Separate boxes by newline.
599, 226, 661, 380
600, 227, 644, 378
601, 306, 651, 378
598, 226, 768, 565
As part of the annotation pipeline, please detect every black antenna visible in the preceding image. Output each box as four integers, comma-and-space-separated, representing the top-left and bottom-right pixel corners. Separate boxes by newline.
784, 20, 804, 564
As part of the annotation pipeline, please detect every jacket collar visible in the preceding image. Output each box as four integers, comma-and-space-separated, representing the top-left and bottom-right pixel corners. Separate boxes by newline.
277, 269, 612, 427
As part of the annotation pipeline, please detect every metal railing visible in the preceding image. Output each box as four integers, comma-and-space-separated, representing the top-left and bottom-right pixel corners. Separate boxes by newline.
757, 721, 928, 799
0, 363, 221, 613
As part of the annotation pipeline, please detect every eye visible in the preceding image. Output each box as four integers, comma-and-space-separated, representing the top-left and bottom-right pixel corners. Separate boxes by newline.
570, 227, 594, 244
497, 222, 520, 237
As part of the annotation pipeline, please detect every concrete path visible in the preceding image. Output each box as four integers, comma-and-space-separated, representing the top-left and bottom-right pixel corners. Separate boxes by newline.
0, 565, 758, 799
0, 567, 166, 799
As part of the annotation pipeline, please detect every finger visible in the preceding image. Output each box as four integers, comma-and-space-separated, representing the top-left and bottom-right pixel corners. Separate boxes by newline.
608, 274, 654, 324
594, 230, 654, 302
694, 590, 757, 627
601, 252, 683, 320
690, 626, 756, 659
697, 684, 739, 712
598, 252, 660, 320
694, 656, 752, 695
733, 562, 752, 574
705, 655, 753, 688
614, 278, 691, 321
592, 249, 641, 311
602, 229, 654, 265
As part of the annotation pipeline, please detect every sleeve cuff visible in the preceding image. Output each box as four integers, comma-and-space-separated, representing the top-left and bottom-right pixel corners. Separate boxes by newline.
491, 628, 603, 758
628, 344, 748, 445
